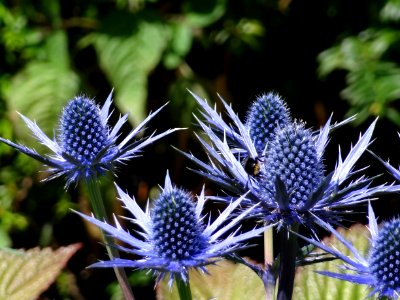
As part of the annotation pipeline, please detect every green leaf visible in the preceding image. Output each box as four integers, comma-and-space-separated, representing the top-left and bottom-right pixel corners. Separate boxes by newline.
45, 30, 70, 69
91, 11, 168, 124
157, 258, 265, 300
168, 79, 206, 127
318, 29, 400, 77
380, 0, 400, 22
318, 29, 400, 124
4, 61, 80, 144
293, 224, 370, 300
0, 244, 81, 300
163, 21, 193, 69
182, 0, 227, 27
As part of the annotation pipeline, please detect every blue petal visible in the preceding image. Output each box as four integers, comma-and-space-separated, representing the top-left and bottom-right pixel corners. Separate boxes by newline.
332, 119, 376, 185
316, 270, 374, 285
73, 210, 152, 251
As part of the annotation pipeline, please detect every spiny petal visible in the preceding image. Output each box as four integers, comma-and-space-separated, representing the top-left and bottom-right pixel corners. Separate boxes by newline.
203, 193, 249, 238
120, 128, 184, 159
368, 201, 379, 241
315, 114, 332, 159
74, 210, 152, 251
18, 113, 62, 154
100, 89, 113, 127
316, 271, 374, 285
115, 183, 152, 233
208, 226, 268, 253
195, 186, 206, 219
217, 94, 258, 159
332, 118, 377, 185
119, 102, 169, 148
0, 137, 62, 168
209, 199, 259, 242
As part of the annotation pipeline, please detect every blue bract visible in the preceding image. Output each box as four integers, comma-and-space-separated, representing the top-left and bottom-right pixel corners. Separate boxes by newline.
0, 91, 179, 187
74, 172, 273, 287
179, 91, 396, 231
297, 204, 400, 299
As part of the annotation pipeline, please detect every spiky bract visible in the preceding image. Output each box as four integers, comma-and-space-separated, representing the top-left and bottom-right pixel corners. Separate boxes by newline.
0, 91, 179, 187
74, 173, 271, 286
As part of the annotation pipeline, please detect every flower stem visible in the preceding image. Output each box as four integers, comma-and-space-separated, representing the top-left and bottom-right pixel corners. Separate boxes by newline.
85, 176, 135, 300
264, 226, 275, 300
176, 277, 192, 300
277, 224, 299, 300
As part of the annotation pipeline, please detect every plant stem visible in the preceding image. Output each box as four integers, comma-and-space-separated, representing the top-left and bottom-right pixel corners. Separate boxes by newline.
85, 176, 135, 300
176, 277, 192, 300
277, 223, 299, 300
264, 226, 275, 300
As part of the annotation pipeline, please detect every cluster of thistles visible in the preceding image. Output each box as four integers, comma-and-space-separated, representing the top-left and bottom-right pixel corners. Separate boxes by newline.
0, 90, 399, 299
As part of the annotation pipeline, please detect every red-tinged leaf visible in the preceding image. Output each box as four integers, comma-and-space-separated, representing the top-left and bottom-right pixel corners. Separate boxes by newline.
0, 243, 81, 300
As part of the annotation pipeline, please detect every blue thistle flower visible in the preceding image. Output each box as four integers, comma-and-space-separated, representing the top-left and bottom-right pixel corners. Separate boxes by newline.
187, 91, 262, 164
245, 92, 290, 154
179, 91, 396, 229
369, 219, 400, 297
74, 172, 272, 286
262, 122, 324, 209
0, 91, 180, 187
297, 203, 400, 299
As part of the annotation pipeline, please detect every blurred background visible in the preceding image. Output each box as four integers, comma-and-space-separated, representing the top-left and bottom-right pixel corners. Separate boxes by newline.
1, 0, 400, 299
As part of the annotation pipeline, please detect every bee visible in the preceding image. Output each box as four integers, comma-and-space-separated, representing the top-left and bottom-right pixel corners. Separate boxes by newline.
243, 156, 262, 177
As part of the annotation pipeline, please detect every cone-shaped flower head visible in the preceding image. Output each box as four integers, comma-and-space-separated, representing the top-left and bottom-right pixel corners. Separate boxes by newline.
297, 204, 400, 299
151, 187, 207, 262
74, 172, 272, 286
0, 91, 180, 187
245, 93, 290, 154
179, 91, 397, 230
369, 219, 400, 297
262, 122, 324, 212
59, 96, 112, 178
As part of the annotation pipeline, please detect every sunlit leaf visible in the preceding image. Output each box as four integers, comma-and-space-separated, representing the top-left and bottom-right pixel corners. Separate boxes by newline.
157, 258, 265, 300
0, 243, 81, 300
293, 224, 370, 300
163, 21, 193, 69
91, 11, 168, 124
318, 29, 400, 125
183, 0, 227, 27
4, 60, 80, 144
380, 0, 400, 22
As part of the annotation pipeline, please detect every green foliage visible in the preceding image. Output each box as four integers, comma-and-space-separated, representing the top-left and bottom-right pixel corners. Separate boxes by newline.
381, 0, 400, 22
0, 1, 268, 296
293, 225, 370, 300
318, 0, 400, 125
88, 11, 169, 123
182, 0, 226, 27
157, 258, 265, 300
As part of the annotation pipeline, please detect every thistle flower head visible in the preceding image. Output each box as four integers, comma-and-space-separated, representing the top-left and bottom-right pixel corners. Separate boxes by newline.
369, 219, 400, 297
262, 122, 324, 209
151, 187, 207, 262
58, 96, 113, 179
74, 172, 271, 286
179, 91, 396, 231
60, 97, 109, 164
245, 92, 290, 154
0, 91, 179, 187
297, 204, 400, 299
